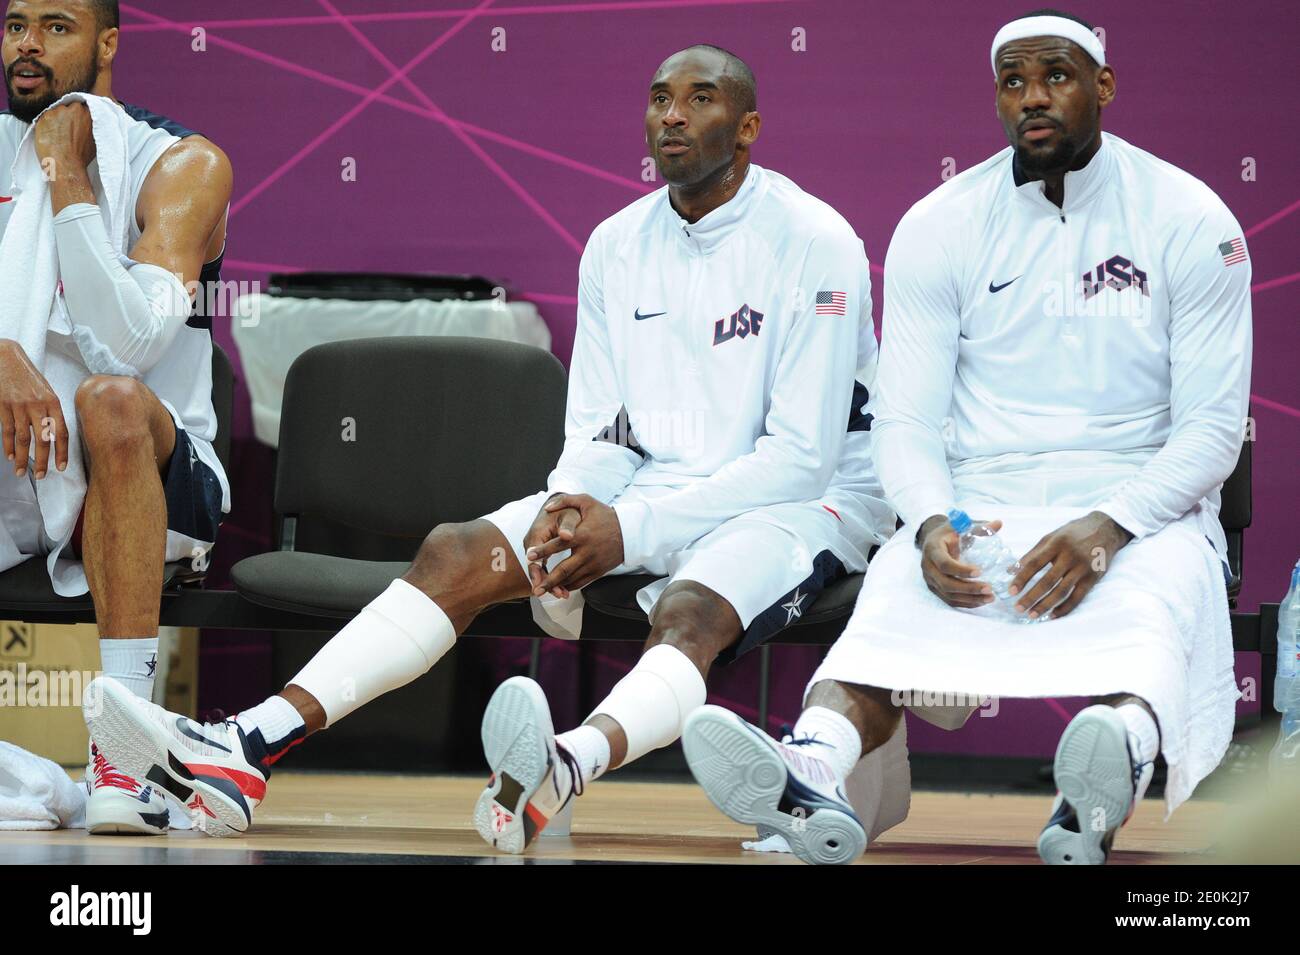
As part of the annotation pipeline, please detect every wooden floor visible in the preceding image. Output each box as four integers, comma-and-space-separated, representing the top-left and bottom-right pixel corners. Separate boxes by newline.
0, 772, 1224, 864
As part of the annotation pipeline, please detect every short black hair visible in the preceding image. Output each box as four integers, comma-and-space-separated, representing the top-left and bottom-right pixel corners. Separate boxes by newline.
90, 0, 120, 31
1014, 8, 1095, 31
680, 43, 757, 114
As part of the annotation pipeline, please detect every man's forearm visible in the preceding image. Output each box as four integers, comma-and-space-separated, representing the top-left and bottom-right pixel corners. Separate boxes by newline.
46, 154, 96, 216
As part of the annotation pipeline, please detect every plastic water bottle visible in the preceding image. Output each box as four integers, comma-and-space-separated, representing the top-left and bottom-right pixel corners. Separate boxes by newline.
1273, 561, 1300, 712
946, 508, 1040, 623
1272, 710, 1300, 779
1270, 561, 1300, 777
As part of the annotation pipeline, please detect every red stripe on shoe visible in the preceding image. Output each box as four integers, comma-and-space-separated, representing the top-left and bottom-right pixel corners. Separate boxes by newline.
186, 763, 268, 801
525, 802, 548, 829
264, 736, 304, 766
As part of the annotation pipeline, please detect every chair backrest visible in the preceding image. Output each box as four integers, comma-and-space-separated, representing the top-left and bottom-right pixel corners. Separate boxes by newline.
275, 336, 567, 538
1220, 433, 1252, 532
211, 343, 235, 477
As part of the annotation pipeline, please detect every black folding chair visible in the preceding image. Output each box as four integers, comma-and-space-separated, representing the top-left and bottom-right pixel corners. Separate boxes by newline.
230, 336, 567, 617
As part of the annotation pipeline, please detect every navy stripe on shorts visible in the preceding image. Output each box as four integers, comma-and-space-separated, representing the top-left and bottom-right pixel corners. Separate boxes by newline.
718, 549, 849, 665
164, 422, 223, 547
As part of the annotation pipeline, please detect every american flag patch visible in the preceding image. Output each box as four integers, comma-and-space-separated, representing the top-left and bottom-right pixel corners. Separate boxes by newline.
1219, 237, 1248, 266
815, 291, 847, 315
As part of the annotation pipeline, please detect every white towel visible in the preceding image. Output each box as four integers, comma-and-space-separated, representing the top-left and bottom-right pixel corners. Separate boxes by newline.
811, 505, 1238, 816
0, 740, 86, 829
0, 93, 135, 596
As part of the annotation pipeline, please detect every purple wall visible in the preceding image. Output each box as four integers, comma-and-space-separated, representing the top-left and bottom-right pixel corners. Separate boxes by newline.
91, 0, 1298, 755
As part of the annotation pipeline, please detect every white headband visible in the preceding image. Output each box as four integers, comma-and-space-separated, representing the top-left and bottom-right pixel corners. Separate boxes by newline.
990, 15, 1106, 77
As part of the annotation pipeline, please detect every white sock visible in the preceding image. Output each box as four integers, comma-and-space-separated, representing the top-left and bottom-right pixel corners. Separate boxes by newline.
791, 706, 862, 784
235, 695, 307, 765
556, 725, 611, 787
1114, 702, 1160, 802
99, 637, 158, 701
589, 644, 707, 765
290, 579, 456, 726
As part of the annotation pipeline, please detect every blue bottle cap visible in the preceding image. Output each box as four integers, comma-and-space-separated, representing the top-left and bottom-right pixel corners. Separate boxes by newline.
946, 508, 972, 534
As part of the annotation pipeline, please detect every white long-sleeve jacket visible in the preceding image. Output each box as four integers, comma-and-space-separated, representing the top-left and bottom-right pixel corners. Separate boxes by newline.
873, 133, 1252, 558
547, 163, 893, 567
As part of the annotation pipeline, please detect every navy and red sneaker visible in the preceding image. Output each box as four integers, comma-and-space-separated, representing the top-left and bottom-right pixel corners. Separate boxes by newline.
683, 704, 867, 865
83, 676, 280, 837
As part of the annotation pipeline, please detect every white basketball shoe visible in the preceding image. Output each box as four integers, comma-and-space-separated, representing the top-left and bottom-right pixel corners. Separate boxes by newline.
683, 704, 867, 865
474, 677, 581, 854
84, 676, 271, 836
84, 744, 170, 835
1037, 704, 1153, 865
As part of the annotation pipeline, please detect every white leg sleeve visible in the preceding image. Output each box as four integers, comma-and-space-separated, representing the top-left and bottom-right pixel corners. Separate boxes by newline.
290, 579, 455, 727
589, 644, 707, 765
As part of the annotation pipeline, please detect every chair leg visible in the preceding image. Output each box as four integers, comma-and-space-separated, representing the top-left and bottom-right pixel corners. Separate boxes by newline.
528, 637, 542, 681
758, 644, 772, 734
1260, 603, 1280, 727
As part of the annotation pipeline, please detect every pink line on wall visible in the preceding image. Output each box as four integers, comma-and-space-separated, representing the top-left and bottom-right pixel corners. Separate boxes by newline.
1252, 270, 1300, 294
1039, 697, 1077, 726
314, 0, 582, 253
222, 258, 309, 274
1251, 394, 1300, 421
120, 0, 800, 32
1245, 196, 1300, 238
521, 292, 581, 305
119, 4, 649, 195
228, 0, 498, 217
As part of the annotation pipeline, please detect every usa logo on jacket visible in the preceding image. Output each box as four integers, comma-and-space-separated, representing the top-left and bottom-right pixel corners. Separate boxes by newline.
713, 303, 764, 346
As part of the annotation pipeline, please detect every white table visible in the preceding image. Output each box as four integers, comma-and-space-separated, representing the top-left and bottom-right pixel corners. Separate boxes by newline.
231, 294, 552, 447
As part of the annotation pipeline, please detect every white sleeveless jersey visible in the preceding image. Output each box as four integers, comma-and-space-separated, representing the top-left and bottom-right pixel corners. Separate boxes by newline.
0, 103, 230, 514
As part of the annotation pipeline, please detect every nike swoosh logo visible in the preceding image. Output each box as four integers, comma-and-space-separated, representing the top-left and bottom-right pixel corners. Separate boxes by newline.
988, 276, 1021, 293
634, 308, 667, 321
174, 717, 232, 753
0, 197, 12, 203
137, 810, 170, 829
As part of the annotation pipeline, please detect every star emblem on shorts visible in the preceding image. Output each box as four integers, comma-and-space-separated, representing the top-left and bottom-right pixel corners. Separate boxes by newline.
782, 588, 808, 625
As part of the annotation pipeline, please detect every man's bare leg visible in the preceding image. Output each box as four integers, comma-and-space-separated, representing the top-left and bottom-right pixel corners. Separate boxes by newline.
74, 375, 196, 834
280, 520, 534, 734
75, 375, 177, 638
803, 679, 902, 757
583, 580, 741, 769
573, 601, 900, 778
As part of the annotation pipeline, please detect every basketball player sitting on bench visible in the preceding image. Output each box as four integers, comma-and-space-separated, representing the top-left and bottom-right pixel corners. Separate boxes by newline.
0, 0, 231, 834
682, 9, 1252, 865
84, 44, 896, 850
